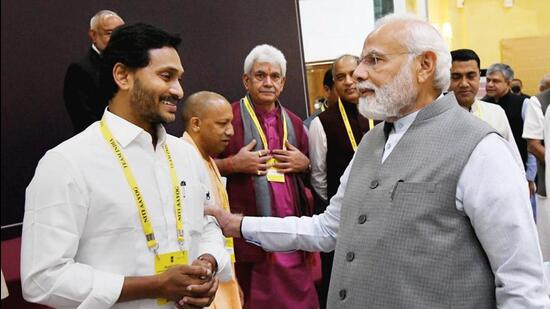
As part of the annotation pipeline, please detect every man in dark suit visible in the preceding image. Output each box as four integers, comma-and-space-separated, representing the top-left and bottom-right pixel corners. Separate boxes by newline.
482, 63, 528, 168
63, 10, 124, 134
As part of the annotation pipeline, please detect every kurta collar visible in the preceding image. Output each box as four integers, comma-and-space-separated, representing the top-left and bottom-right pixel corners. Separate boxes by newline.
470, 99, 482, 113
182, 132, 211, 163
247, 93, 281, 119
392, 109, 418, 133
391, 93, 445, 133
103, 109, 167, 149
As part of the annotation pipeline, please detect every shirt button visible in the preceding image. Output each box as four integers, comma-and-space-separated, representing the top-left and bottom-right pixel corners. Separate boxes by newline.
339, 289, 347, 300
346, 251, 355, 262
369, 180, 379, 189
358, 214, 367, 224
386, 143, 391, 149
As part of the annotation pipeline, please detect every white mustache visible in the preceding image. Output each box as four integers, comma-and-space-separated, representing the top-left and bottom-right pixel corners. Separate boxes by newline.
357, 81, 377, 92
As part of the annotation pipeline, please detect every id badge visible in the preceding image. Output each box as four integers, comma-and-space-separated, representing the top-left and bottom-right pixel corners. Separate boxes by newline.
154, 251, 189, 304
266, 158, 285, 183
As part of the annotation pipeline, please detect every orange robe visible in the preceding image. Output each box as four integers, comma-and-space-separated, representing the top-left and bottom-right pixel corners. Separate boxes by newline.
182, 133, 242, 309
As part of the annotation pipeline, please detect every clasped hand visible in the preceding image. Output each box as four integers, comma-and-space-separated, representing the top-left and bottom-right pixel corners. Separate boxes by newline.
157, 258, 219, 309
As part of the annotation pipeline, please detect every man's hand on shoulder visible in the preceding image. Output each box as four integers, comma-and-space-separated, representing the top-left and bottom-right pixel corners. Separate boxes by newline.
205, 206, 244, 238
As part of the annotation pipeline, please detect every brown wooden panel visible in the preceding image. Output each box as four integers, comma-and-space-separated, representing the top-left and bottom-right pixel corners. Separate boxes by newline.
305, 62, 333, 113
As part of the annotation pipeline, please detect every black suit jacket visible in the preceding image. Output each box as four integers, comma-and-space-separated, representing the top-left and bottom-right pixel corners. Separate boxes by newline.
63, 47, 106, 134
483, 91, 528, 166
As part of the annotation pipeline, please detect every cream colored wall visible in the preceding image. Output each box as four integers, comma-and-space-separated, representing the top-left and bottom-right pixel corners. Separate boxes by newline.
427, 0, 550, 93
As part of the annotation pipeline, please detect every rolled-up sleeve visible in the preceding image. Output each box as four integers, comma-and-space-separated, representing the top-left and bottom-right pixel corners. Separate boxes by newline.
21, 151, 124, 308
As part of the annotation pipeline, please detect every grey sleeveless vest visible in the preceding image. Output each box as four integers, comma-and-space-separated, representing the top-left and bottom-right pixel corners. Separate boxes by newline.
535, 89, 550, 197
328, 94, 496, 308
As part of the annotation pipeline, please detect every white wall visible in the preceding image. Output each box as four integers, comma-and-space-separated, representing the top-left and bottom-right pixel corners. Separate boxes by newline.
298, 0, 427, 63
298, 0, 375, 62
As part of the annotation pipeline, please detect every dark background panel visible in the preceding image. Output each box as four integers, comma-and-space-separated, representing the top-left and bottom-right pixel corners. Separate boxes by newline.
1, 0, 308, 240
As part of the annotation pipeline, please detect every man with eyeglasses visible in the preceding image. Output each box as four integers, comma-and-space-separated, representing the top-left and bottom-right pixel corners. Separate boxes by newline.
307, 54, 376, 308
214, 44, 318, 308
206, 14, 549, 308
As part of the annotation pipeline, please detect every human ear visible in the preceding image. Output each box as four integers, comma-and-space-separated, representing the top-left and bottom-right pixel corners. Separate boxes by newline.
113, 63, 132, 91
242, 74, 251, 91
190, 117, 201, 132
417, 51, 436, 85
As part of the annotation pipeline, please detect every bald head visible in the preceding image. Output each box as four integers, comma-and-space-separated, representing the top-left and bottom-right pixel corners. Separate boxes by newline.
182, 91, 227, 129
182, 91, 234, 156
88, 10, 124, 52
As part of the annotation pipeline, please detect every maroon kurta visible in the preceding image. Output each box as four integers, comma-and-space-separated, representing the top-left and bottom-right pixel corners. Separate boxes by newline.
219, 100, 318, 308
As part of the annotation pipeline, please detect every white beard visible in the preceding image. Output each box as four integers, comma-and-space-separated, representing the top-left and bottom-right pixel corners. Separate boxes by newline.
357, 59, 417, 121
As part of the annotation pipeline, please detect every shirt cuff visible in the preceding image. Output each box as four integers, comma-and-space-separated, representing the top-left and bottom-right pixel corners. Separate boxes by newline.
79, 270, 124, 309
241, 217, 261, 247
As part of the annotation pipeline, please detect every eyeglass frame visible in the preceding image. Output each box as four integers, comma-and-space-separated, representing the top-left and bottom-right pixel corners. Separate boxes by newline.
358, 51, 417, 71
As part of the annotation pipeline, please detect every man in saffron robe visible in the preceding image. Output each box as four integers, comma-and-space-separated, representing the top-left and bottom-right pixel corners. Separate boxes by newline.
181, 91, 244, 309
215, 44, 319, 308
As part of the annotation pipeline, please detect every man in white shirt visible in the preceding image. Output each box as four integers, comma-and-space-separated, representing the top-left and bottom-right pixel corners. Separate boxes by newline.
207, 13, 549, 308
523, 74, 550, 264
448, 49, 523, 170
21, 23, 230, 309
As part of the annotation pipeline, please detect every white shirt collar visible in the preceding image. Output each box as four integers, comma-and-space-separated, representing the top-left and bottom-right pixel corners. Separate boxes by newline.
389, 93, 444, 134
392, 110, 418, 133
103, 109, 167, 149
91, 44, 101, 55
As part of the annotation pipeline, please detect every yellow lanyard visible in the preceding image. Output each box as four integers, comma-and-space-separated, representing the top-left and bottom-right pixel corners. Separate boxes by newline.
100, 119, 184, 255
243, 96, 288, 150
339, 98, 359, 151
473, 102, 484, 120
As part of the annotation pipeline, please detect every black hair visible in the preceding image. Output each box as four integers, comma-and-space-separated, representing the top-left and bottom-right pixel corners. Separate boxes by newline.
450, 49, 480, 69
323, 68, 334, 88
100, 23, 182, 103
